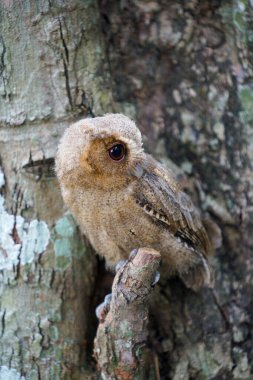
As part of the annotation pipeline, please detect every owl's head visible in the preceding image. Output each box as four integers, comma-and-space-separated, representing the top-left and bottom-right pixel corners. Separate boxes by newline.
55, 114, 144, 188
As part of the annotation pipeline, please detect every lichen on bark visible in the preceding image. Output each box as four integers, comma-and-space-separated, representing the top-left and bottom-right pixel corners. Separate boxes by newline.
0, 0, 111, 379
98, 0, 253, 378
0, 0, 252, 379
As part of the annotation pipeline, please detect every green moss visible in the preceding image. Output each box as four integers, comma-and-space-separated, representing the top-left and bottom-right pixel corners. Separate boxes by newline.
112, 351, 118, 367
239, 84, 253, 124
49, 326, 59, 341
233, 2, 247, 32
51, 214, 86, 270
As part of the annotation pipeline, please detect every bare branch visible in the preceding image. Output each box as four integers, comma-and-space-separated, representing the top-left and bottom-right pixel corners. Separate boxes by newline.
94, 248, 161, 380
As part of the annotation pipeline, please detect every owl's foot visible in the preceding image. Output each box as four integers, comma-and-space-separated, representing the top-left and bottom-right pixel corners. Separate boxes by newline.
116, 249, 160, 287
96, 293, 112, 322
115, 249, 139, 273
151, 271, 160, 286
118, 249, 160, 287
129, 248, 138, 260
115, 260, 127, 272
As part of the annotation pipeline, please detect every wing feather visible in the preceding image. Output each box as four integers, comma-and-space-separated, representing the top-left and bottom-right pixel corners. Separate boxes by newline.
134, 157, 211, 256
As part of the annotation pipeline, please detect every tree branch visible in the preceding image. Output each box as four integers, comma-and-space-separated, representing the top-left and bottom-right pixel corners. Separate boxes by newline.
94, 248, 161, 380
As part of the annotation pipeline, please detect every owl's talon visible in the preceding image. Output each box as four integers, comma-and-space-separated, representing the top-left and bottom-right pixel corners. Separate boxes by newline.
104, 293, 112, 306
95, 303, 105, 320
129, 248, 138, 261
96, 293, 112, 321
151, 271, 160, 286
115, 260, 127, 272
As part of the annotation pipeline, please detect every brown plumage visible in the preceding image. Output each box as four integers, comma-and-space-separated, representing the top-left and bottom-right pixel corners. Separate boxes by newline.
56, 114, 216, 291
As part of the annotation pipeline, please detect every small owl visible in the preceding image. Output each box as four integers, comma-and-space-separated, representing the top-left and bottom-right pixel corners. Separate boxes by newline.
56, 114, 219, 291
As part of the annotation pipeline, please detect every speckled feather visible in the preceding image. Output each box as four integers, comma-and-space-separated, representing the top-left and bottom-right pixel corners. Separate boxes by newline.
56, 114, 215, 291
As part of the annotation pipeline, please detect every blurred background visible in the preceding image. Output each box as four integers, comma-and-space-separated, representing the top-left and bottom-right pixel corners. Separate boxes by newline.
0, 1, 252, 379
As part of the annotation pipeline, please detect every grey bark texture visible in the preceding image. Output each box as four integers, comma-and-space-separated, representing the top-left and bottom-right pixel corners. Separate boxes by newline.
0, 1, 252, 380
94, 248, 161, 380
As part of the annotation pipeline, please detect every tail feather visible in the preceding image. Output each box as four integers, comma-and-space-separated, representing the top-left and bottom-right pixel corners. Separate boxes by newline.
179, 253, 214, 291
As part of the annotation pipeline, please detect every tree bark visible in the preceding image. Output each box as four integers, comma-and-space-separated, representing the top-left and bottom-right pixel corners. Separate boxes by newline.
0, 1, 112, 379
94, 248, 161, 380
0, 1, 252, 380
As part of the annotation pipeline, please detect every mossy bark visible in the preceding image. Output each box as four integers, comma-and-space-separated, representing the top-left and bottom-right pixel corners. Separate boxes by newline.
0, 1, 112, 379
0, 1, 252, 379
98, 1, 253, 379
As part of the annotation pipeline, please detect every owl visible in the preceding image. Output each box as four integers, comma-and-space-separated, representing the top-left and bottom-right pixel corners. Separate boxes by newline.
56, 114, 219, 291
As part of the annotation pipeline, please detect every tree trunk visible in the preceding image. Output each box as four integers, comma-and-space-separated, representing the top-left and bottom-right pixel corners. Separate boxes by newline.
0, 1, 252, 380
0, 1, 112, 379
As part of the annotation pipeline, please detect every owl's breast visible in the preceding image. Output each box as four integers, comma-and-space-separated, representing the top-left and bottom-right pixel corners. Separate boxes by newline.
63, 183, 172, 265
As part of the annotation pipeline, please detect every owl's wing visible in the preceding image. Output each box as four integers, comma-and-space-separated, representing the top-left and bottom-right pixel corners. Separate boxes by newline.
133, 156, 213, 290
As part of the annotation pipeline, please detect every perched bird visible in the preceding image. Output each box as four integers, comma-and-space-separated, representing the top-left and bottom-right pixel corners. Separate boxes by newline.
56, 114, 218, 291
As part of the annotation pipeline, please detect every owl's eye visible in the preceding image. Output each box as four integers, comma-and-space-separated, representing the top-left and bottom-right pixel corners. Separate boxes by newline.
108, 143, 126, 161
